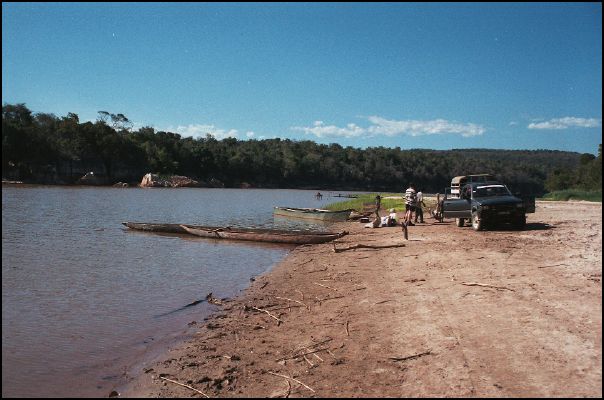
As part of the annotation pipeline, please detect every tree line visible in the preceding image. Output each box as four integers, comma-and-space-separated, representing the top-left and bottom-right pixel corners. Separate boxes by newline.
2, 103, 601, 195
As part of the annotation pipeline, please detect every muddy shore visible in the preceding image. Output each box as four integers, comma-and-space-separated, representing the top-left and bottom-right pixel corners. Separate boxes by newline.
118, 200, 602, 398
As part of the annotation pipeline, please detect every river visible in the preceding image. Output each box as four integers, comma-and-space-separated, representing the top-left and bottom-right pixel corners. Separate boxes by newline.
1, 185, 361, 397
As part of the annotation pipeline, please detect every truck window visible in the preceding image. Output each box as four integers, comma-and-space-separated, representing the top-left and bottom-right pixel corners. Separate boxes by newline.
475, 185, 509, 197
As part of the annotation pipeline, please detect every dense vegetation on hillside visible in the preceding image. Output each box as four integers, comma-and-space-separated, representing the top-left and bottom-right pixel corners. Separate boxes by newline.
2, 103, 601, 195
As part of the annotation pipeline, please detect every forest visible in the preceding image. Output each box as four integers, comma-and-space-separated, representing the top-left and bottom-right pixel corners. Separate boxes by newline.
2, 103, 601, 196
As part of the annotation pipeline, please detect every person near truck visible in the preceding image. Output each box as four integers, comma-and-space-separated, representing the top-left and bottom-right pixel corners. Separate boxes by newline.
403, 183, 417, 227
374, 194, 382, 218
414, 190, 426, 223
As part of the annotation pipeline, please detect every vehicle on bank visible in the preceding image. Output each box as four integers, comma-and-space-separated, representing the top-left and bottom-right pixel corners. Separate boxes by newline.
449, 174, 495, 198
441, 177, 535, 231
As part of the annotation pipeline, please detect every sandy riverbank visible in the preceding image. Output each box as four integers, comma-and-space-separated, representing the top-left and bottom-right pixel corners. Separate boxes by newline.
118, 200, 602, 398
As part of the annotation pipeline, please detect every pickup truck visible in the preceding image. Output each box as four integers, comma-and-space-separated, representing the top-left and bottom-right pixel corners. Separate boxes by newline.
442, 180, 535, 230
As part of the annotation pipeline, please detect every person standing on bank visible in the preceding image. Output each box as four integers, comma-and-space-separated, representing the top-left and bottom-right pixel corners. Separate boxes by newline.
374, 194, 382, 218
402, 183, 417, 240
415, 189, 426, 223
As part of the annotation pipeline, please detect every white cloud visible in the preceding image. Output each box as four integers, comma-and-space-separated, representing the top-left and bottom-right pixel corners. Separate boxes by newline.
170, 124, 239, 140
367, 116, 485, 137
527, 117, 601, 130
290, 120, 366, 138
290, 116, 485, 139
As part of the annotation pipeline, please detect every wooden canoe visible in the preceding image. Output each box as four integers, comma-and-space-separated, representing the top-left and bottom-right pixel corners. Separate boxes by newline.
122, 221, 189, 234
273, 206, 351, 222
179, 224, 348, 245
122, 222, 348, 245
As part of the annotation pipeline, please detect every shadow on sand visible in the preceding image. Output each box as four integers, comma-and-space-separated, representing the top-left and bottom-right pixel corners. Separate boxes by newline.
484, 222, 554, 232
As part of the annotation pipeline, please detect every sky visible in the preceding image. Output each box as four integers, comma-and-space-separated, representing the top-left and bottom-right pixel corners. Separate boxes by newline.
2, 2, 602, 154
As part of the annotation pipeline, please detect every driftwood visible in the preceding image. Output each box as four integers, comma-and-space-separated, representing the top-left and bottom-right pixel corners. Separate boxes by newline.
245, 305, 284, 324
266, 304, 303, 311
272, 379, 291, 399
155, 292, 219, 318
460, 282, 515, 292
159, 377, 210, 398
276, 296, 310, 310
303, 354, 314, 367
284, 379, 292, 398
276, 337, 333, 363
332, 243, 406, 253
389, 349, 432, 362
313, 282, 338, 291
315, 295, 345, 303
206, 292, 223, 305
538, 263, 568, 269
276, 347, 330, 362
374, 299, 395, 305
267, 372, 315, 393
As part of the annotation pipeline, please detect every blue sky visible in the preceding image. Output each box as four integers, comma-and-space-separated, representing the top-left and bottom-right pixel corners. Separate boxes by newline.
2, 2, 602, 154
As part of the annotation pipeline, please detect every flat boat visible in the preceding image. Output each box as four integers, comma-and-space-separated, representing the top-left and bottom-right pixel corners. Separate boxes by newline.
273, 206, 351, 222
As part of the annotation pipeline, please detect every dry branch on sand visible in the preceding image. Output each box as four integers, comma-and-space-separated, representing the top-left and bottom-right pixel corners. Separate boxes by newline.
332, 243, 406, 253
245, 305, 284, 324
460, 282, 515, 292
389, 350, 432, 362
159, 377, 210, 398
267, 372, 315, 393
276, 296, 310, 310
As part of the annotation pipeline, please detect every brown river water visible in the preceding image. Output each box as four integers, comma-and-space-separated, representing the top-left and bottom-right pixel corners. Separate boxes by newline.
1, 185, 362, 397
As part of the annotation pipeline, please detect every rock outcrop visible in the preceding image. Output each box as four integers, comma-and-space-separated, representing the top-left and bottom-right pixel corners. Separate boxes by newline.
140, 173, 169, 187
139, 173, 201, 188
169, 175, 201, 188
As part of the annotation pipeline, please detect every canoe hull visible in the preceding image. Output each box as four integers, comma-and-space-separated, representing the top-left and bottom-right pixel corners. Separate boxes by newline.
180, 224, 346, 245
122, 222, 348, 245
121, 222, 187, 233
273, 207, 351, 222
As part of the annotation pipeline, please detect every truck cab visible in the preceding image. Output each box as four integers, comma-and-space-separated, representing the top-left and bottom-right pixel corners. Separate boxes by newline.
443, 180, 532, 230
449, 174, 495, 199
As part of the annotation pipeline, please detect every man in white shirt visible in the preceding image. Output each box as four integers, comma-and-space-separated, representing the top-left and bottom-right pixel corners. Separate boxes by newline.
403, 184, 417, 227
402, 183, 417, 240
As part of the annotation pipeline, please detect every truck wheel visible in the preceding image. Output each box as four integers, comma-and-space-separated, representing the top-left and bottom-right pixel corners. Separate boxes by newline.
455, 218, 465, 227
471, 211, 483, 231
513, 215, 526, 230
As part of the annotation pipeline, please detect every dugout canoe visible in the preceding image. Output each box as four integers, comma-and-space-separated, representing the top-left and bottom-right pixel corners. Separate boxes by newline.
122, 221, 189, 234
122, 221, 348, 245
179, 224, 348, 245
273, 206, 351, 222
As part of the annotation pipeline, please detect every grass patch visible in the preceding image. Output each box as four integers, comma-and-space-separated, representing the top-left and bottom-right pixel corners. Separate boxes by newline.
540, 189, 602, 202
324, 193, 438, 213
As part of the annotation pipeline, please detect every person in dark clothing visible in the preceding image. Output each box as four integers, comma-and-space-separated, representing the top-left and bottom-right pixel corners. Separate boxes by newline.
374, 194, 382, 218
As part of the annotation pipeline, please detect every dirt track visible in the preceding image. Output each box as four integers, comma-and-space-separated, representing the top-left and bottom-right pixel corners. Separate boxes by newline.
120, 200, 602, 398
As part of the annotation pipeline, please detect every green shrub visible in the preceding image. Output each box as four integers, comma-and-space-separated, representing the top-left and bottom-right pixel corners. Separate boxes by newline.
541, 189, 602, 202
325, 193, 437, 212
